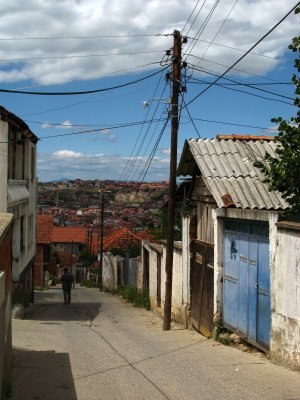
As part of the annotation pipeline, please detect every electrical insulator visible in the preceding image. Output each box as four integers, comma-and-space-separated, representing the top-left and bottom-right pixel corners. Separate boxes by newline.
166, 49, 171, 56
182, 61, 187, 69
165, 72, 171, 81
182, 36, 187, 44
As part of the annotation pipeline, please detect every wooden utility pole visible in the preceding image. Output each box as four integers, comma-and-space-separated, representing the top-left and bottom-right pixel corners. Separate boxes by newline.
163, 30, 182, 331
99, 189, 104, 291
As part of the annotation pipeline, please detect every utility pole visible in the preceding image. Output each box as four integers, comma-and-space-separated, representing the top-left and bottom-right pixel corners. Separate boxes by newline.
98, 189, 104, 291
163, 30, 182, 330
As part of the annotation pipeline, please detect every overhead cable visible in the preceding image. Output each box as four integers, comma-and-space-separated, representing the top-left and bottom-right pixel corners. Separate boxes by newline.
0, 50, 164, 64
119, 72, 166, 180
184, 3, 299, 108
0, 67, 168, 96
0, 33, 171, 41
189, 64, 295, 102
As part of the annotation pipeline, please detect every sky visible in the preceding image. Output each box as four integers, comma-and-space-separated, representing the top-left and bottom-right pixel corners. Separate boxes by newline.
0, 0, 299, 182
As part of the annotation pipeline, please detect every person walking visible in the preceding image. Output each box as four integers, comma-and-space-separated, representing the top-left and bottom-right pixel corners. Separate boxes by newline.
60, 267, 74, 304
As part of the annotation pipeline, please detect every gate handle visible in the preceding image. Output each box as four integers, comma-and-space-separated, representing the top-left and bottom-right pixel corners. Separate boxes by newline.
254, 283, 259, 289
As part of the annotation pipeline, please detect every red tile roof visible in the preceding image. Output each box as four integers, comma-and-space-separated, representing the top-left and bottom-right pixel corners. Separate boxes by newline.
217, 134, 274, 141
103, 227, 142, 251
52, 226, 88, 243
36, 215, 53, 244
136, 229, 153, 240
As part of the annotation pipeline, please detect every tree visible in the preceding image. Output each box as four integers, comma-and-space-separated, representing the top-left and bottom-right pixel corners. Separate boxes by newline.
255, 8, 300, 213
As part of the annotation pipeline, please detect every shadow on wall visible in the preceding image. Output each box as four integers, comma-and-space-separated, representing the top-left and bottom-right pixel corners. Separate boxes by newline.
11, 347, 77, 400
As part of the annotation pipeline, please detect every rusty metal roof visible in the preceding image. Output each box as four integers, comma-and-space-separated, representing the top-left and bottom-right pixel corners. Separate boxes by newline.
177, 136, 289, 210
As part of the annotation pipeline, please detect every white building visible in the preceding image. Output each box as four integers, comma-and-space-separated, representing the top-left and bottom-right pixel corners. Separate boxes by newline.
142, 135, 300, 371
0, 106, 38, 306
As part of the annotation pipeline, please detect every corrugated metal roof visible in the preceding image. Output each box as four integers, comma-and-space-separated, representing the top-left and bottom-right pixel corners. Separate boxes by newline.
177, 137, 289, 210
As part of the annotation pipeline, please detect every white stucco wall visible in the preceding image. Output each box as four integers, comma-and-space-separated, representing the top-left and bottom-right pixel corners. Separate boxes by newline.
102, 253, 116, 291
144, 241, 186, 325
271, 222, 300, 370
102, 253, 124, 291
182, 216, 191, 308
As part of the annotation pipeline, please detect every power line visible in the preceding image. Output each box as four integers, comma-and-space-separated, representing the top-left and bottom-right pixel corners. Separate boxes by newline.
184, 3, 299, 108
122, 80, 169, 181
0, 67, 168, 96
192, 0, 239, 66
186, 36, 281, 61
0, 50, 164, 64
191, 116, 278, 131
184, 0, 221, 58
0, 118, 166, 144
188, 54, 295, 97
15, 61, 161, 91
130, 103, 169, 182
21, 76, 160, 117
119, 72, 166, 181
24, 117, 166, 129
184, 1, 207, 36
136, 116, 170, 184
25, 112, 278, 134
181, 96, 201, 138
189, 63, 295, 102
2, 112, 280, 146
0, 33, 171, 41
181, 0, 203, 35
188, 78, 292, 86
189, 54, 290, 84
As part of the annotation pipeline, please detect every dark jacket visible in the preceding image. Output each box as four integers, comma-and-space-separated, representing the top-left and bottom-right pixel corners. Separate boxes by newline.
60, 272, 74, 290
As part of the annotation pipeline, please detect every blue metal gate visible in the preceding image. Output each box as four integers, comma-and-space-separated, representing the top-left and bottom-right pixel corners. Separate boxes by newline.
223, 220, 270, 350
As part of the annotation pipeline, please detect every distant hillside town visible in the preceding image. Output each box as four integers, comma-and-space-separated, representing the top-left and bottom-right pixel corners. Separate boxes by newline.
37, 179, 169, 236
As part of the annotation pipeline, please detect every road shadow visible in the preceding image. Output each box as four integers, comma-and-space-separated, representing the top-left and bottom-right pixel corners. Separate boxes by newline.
10, 347, 77, 400
24, 288, 102, 322
24, 301, 102, 322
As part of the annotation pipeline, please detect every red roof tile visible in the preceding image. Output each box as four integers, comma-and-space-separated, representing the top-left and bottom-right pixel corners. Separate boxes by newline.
217, 134, 274, 141
52, 226, 88, 243
36, 215, 53, 244
103, 227, 141, 251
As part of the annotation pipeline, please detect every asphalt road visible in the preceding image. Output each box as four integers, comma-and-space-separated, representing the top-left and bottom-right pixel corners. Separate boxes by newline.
11, 286, 300, 400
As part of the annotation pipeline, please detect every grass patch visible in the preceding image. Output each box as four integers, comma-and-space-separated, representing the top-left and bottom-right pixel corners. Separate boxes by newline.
119, 286, 150, 310
80, 280, 99, 288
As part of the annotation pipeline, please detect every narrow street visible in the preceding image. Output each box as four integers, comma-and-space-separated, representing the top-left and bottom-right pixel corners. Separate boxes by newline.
11, 286, 300, 400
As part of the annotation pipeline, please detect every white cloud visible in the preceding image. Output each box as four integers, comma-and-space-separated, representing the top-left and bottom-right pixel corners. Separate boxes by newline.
52, 150, 83, 158
58, 120, 73, 129
161, 148, 171, 155
41, 122, 51, 129
86, 129, 117, 142
0, 0, 298, 85
37, 149, 170, 181
42, 120, 72, 129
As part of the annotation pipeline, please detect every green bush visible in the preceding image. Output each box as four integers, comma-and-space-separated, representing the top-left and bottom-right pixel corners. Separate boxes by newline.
119, 286, 150, 310
80, 280, 98, 288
